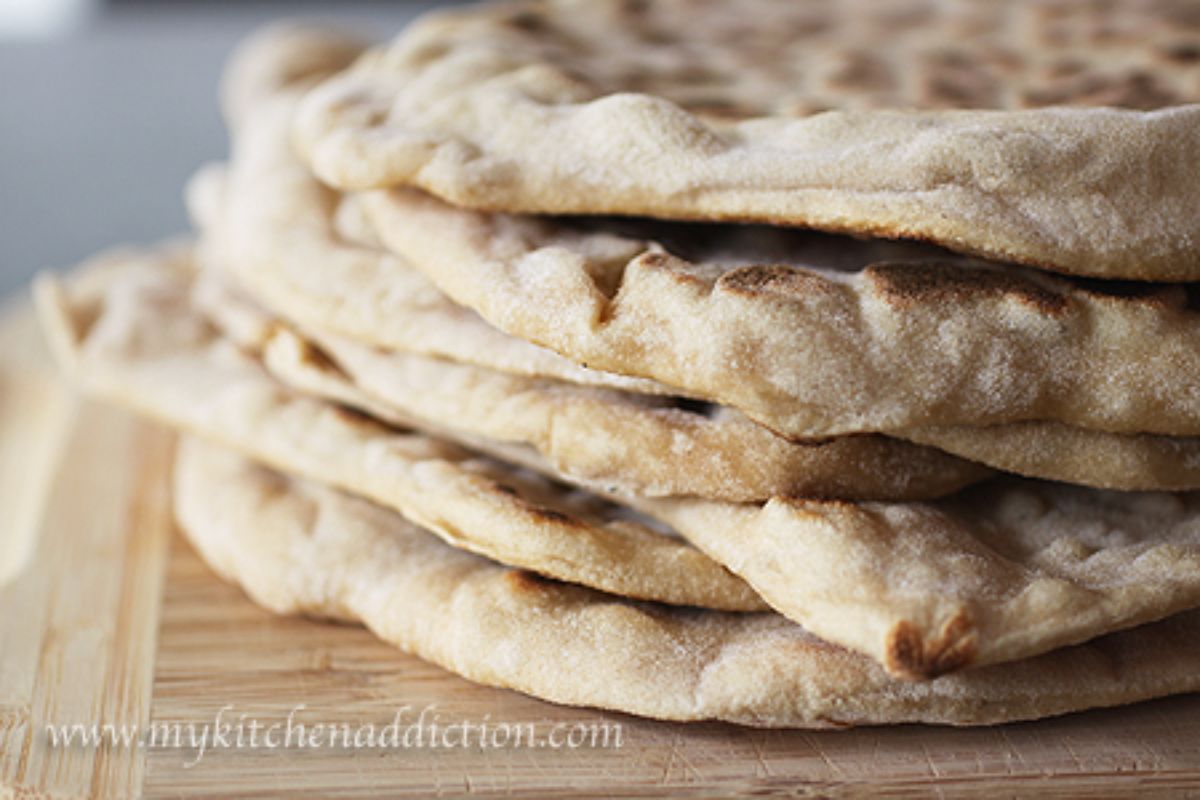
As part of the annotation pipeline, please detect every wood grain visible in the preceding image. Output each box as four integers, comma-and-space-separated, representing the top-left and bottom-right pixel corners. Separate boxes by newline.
1, 297, 175, 798
3, 296, 1200, 798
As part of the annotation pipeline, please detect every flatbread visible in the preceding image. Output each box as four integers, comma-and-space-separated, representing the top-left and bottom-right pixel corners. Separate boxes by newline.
637, 482, 1200, 679
40, 245, 1200, 679
175, 436, 1200, 727
903, 423, 1200, 493
193, 27, 669, 397
194, 266, 990, 502
360, 188, 1200, 440
294, 0, 1200, 280
198, 265, 1200, 494
37, 249, 762, 611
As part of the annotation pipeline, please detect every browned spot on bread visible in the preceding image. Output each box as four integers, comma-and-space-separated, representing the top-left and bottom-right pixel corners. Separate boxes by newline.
506, 10, 547, 33
828, 52, 895, 94
629, 251, 706, 290
524, 505, 580, 527
637, 28, 678, 46
504, 569, 553, 593
329, 403, 385, 430
1022, 68, 1180, 109
867, 262, 1068, 314
885, 611, 977, 680
290, 334, 348, 378
685, 100, 758, 121
488, 477, 588, 528
919, 49, 1002, 108
634, 251, 670, 270
717, 265, 838, 300
774, 496, 859, 519
1161, 40, 1200, 63
1046, 58, 1088, 79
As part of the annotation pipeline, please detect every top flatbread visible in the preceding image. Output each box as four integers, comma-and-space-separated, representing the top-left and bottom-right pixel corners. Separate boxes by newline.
294, 0, 1200, 279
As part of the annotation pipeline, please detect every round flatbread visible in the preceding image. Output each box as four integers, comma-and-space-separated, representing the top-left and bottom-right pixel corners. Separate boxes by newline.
295, 0, 1200, 280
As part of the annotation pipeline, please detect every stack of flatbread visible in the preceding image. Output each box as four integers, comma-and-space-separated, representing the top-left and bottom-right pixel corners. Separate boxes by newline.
36, 2, 1200, 727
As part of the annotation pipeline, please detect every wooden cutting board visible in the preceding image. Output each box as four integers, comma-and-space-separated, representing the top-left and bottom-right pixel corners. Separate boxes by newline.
4, 294, 1200, 798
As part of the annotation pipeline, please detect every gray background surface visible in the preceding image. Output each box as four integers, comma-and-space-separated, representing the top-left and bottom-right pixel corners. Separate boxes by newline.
0, 1, 469, 299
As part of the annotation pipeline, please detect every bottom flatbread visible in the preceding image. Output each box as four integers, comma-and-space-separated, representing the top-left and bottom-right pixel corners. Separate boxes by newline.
174, 436, 1200, 728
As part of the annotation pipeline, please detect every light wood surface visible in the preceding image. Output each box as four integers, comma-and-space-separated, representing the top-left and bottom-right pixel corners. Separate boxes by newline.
4, 297, 1200, 798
